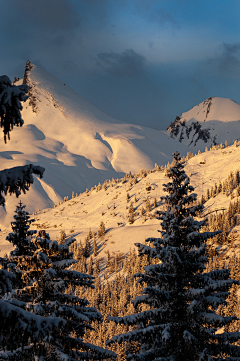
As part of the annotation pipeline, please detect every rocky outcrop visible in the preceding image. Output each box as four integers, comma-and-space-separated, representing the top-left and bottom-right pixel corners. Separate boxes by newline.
23, 61, 40, 113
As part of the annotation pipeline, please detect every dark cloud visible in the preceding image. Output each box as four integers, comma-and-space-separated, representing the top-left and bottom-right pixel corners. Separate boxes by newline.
12, 0, 81, 32
79, 0, 111, 24
96, 49, 146, 77
202, 42, 240, 80
0, 0, 83, 82
218, 42, 240, 75
149, 7, 180, 29
132, 0, 180, 29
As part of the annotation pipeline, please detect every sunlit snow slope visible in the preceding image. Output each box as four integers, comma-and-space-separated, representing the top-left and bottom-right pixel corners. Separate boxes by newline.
2, 142, 240, 259
167, 97, 240, 150
0, 63, 190, 226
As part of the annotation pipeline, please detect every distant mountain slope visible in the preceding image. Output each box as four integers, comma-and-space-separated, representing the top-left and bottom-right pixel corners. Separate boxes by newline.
167, 97, 240, 150
0, 62, 190, 226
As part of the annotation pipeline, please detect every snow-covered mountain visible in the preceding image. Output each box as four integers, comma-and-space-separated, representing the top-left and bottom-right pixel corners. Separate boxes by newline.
167, 97, 240, 150
0, 62, 190, 227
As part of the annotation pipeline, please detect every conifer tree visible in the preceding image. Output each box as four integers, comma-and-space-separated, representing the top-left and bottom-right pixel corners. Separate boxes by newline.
0, 74, 28, 142
8, 230, 116, 360
76, 240, 84, 261
6, 201, 37, 256
88, 255, 94, 275
0, 68, 45, 206
0, 236, 64, 359
93, 236, 98, 257
84, 236, 91, 258
153, 197, 157, 208
206, 187, 210, 200
145, 197, 152, 212
107, 151, 240, 361
224, 284, 240, 333
98, 221, 106, 238
128, 202, 135, 224
59, 230, 67, 244
140, 206, 145, 216
106, 250, 111, 268
94, 259, 100, 276
88, 228, 93, 240
128, 202, 134, 215
114, 257, 118, 273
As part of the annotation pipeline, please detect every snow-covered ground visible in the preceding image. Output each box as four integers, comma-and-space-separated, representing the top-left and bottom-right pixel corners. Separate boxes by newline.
0, 63, 190, 227
2, 142, 240, 258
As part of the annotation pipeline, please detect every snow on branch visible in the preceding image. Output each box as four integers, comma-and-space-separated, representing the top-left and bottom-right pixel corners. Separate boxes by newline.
0, 269, 16, 294
108, 308, 169, 326
107, 324, 165, 345
0, 164, 45, 206
0, 299, 65, 345
0, 344, 35, 360
0, 75, 28, 143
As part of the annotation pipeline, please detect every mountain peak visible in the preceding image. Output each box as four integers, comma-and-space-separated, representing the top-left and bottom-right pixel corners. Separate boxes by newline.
167, 97, 240, 150
23, 60, 34, 84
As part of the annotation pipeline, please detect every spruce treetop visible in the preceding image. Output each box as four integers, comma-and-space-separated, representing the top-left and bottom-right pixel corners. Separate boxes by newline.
6, 201, 37, 257
107, 151, 240, 361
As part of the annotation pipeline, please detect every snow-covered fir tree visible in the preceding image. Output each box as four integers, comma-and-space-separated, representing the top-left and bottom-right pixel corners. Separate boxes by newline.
224, 283, 240, 333
0, 69, 45, 206
0, 251, 64, 360
107, 151, 240, 360
6, 201, 37, 256
0, 74, 28, 143
0, 163, 45, 206
8, 230, 116, 360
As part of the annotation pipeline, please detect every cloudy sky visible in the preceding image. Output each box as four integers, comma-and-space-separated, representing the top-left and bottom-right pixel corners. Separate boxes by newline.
1, 0, 240, 129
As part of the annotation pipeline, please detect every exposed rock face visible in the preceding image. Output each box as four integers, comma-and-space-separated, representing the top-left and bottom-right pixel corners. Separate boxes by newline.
168, 117, 212, 146
23, 61, 39, 113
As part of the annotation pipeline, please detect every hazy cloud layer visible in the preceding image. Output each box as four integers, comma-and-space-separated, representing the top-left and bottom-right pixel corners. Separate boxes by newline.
132, 0, 180, 29
218, 42, 240, 76
96, 49, 146, 77
12, 0, 81, 32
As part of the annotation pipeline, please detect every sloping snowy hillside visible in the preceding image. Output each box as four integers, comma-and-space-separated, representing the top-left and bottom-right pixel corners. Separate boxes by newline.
167, 97, 240, 150
0, 62, 190, 226
2, 142, 240, 258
